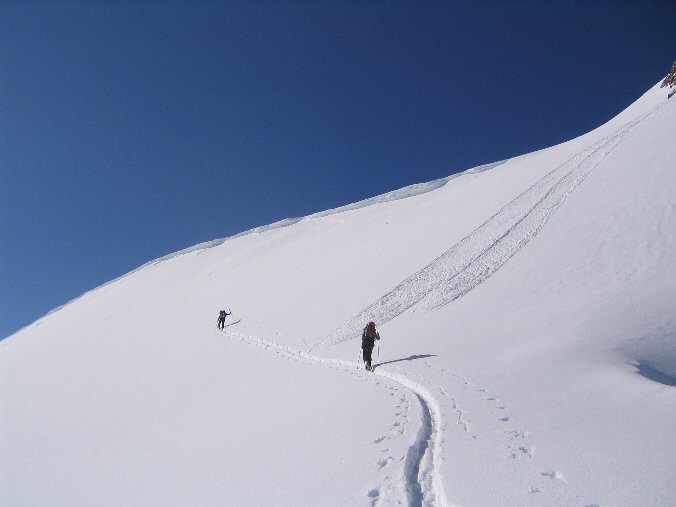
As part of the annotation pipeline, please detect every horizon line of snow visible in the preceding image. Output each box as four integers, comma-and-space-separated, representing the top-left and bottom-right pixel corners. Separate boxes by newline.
146, 159, 508, 262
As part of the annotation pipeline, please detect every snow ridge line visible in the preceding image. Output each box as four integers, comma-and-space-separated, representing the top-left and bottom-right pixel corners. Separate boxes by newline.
326, 106, 661, 345
12, 163, 509, 343
220, 328, 447, 507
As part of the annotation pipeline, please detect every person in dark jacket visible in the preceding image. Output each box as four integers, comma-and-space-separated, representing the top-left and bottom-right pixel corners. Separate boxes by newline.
361, 321, 380, 371
217, 310, 231, 330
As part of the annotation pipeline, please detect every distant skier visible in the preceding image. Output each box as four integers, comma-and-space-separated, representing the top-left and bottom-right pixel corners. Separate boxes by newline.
217, 310, 231, 330
361, 321, 380, 371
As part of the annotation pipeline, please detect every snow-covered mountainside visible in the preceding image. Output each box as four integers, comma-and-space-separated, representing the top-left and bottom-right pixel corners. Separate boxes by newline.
2, 82, 674, 506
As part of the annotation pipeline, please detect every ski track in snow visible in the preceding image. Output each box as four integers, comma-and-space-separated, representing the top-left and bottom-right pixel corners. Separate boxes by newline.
327, 106, 662, 345
219, 327, 447, 507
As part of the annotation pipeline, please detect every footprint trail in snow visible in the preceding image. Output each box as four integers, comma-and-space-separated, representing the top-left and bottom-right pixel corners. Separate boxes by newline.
219, 328, 447, 507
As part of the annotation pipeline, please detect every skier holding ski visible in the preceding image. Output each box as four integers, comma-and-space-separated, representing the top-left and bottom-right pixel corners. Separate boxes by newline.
217, 310, 231, 330
361, 321, 380, 371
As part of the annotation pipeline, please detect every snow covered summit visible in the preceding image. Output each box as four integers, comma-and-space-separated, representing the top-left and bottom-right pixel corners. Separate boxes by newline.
1, 81, 675, 506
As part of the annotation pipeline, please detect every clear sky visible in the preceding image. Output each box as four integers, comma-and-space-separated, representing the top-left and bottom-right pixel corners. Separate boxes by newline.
1, 0, 674, 339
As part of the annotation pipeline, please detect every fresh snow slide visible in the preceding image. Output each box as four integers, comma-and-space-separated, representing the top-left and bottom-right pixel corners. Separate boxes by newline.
326, 104, 664, 347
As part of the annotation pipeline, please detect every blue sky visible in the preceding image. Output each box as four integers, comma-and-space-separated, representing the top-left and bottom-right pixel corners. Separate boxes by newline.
1, 0, 674, 339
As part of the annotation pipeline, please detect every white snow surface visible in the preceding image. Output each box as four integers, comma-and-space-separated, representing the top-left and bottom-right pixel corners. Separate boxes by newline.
2, 81, 675, 506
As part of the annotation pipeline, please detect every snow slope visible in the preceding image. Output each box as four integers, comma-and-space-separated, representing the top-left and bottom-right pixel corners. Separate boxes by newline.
1, 82, 674, 506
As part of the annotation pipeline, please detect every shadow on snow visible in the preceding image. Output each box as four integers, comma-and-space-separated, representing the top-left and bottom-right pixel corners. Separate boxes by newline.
373, 354, 437, 369
636, 362, 676, 388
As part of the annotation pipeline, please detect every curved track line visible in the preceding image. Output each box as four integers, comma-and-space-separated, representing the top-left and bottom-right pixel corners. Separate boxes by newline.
375, 368, 446, 507
220, 328, 447, 507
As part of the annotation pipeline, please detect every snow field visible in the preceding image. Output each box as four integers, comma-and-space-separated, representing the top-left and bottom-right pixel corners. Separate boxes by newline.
2, 81, 675, 506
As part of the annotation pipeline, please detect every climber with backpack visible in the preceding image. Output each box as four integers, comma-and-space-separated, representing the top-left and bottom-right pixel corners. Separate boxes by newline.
217, 309, 231, 330
361, 321, 380, 371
